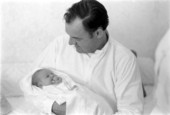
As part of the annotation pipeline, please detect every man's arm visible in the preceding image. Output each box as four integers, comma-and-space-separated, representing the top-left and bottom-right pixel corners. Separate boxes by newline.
114, 53, 144, 115
52, 102, 66, 115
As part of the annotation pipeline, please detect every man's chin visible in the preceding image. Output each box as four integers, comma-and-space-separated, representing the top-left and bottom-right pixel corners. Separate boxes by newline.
75, 47, 84, 53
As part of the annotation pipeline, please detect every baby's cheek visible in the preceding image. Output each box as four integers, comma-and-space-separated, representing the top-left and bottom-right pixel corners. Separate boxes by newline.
56, 79, 62, 84
52, 79, 62, 85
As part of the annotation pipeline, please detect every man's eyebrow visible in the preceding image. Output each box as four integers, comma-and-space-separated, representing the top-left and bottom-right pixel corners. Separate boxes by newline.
72, 37, 82, 39
72, 36, 82, 40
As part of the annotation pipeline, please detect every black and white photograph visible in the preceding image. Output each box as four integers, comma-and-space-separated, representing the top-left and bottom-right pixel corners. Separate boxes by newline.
1, 0, 170, 115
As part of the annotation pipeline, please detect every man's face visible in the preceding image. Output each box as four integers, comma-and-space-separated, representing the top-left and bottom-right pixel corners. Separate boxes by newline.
65, 18, 99, 54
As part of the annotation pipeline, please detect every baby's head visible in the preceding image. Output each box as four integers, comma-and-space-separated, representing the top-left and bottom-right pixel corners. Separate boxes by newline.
32, 68, 62, 88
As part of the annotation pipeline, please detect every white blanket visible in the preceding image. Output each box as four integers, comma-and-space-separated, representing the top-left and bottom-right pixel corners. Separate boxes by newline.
20, 68, 113, 115
143, 29, 170, 115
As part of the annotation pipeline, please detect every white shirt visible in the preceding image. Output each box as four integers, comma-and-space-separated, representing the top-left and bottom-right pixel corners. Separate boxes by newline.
32, 34, 144, 114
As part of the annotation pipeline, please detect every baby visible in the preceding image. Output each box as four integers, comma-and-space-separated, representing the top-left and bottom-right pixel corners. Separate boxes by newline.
31, 68, 114, 115
32, 68, 63, 88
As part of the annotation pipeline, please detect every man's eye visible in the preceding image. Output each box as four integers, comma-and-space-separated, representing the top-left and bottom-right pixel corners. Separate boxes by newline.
72, 37, 81, 41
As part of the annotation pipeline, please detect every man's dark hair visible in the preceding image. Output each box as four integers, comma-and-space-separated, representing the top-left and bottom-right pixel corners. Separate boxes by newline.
64, 0, 109, 35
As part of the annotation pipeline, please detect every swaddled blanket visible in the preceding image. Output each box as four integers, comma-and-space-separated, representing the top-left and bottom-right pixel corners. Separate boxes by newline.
20, 67, 113, 115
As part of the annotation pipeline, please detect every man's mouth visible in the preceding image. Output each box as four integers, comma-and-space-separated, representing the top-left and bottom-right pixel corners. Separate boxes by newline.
74, 44, 85, 53
75, 44, 79, 48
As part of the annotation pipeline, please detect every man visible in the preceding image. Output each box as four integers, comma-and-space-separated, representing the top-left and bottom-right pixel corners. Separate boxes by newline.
21, 0, 143, 114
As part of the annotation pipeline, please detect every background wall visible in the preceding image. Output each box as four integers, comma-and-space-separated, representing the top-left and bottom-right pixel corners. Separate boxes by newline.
1, 0, 169, 96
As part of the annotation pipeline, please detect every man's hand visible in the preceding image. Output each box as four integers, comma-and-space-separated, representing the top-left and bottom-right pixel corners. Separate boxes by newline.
52, 101, 66, 115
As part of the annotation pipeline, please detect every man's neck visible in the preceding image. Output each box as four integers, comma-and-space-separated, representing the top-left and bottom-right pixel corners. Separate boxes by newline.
98, 30, 108, 50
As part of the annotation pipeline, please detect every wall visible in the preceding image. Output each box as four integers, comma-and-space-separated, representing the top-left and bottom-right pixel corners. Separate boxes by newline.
1, 0, 169, 96
105, 0, 169, 58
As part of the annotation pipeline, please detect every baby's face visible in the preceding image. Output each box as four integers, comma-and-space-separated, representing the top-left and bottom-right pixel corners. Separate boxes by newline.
37, 69, 62, 86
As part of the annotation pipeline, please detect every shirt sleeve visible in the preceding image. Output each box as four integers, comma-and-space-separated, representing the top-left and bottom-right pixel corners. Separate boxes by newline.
34, 38, 59, 68
33, 35, 67, 68
114, 53, 144, 115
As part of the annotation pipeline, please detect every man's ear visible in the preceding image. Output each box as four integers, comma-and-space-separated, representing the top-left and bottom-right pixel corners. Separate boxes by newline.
95, 28, 104, 39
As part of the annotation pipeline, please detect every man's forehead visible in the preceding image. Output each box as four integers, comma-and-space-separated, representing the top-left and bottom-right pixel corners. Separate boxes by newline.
65, 18, 86, 34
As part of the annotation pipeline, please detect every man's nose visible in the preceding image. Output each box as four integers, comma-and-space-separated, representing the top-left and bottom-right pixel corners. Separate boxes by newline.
69, 37, 76, 45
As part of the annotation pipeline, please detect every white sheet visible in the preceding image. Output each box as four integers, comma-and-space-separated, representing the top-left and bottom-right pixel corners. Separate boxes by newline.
6, 96, 44, 115
143, 29, 170, 115
137, 57, 155, 96
150, 29, 170, 115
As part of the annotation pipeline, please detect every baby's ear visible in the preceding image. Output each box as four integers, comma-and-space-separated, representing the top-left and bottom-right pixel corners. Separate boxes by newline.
37, 83, 43, 88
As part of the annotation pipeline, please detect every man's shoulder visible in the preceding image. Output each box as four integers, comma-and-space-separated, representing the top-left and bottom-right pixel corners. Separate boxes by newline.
109, 38, 134, 61
110, 38, 132, 56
